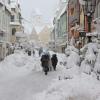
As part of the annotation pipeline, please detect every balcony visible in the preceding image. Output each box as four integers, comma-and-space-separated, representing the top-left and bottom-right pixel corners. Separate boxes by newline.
10, 20, 21, 26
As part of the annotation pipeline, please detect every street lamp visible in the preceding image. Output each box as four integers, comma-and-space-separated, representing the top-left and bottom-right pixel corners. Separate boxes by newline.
83, 0, 96, 42
78, 31, 86, 55
79, 31, 86, 46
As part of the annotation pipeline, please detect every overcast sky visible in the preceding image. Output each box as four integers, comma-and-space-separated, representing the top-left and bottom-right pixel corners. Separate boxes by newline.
19, 0, 58, 33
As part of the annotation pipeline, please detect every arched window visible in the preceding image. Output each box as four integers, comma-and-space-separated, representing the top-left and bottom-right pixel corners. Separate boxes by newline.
70, 8, 74, 16
12, 28, 16, 35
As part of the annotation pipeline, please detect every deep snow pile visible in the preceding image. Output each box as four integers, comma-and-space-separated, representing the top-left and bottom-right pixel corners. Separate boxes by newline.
80, 43, 98, 74
67, 51, 80, 69
65, 45, 80, 69
0, 45, 100, 100
65, 45, 79, 56
56, 53, 67, 66
33, 73, 100, 100
0, 50, 42, 78
0, 49, 66, 78
94, 49, 100, 76
32, 45, 100, 100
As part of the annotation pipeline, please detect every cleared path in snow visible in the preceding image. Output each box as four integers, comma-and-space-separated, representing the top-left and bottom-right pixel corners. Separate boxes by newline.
0, 69, 61, 100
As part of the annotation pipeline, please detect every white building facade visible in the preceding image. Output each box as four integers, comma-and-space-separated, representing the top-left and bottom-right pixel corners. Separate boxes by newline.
0, 0, 23, 60
94, 0, 100, 19
0, 0, 11, 60
53, 0, 68, 53
10, 1, 23, 44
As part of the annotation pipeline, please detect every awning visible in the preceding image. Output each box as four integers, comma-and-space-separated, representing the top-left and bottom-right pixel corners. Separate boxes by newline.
79, 0, 85, 5
59, 41, 67, 46
93, 17, 100, 23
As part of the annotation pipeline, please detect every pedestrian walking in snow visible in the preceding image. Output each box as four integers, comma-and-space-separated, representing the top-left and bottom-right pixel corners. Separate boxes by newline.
51, 54, 58, 71
28, 50, 31, 56
33, 50, 35, 56
41, 53, 50, 75
39, 48, 43, 56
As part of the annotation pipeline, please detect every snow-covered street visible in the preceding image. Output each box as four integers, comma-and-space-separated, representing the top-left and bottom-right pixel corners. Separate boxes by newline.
0, 50, 64, 100
0, 47, 100, 100
0, 69, 61, 100
0, 0, 100, 100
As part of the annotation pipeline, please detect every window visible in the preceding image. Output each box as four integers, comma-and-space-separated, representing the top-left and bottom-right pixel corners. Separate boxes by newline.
11, 8, 16, 12
19, 14, 22, 23
11, 15, 14, 22
70, 8, 74, 16
12, 28, 16, 35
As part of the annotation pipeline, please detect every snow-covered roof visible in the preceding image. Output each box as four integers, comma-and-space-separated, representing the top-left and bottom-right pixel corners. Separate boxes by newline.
93, 17, 100, 23
79, 0, 85, 5
86, 32, 98, 37
57, 4, 67, 20
0, 1, 11, 13
6, 4, 11, 13
55, 0, 68, 20
10, 2, 16, 8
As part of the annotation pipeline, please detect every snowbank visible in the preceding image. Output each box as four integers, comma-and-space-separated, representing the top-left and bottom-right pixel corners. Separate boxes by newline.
33, 74, 100, 100
64, 45, 80, 70
0, 50, 42, 79
56, 53, 67, 66
32, 45, 100, 100
67, 51, 80, 69
65, 45, 79, 56
94, 50, 100, 74
81, 43, 98, 74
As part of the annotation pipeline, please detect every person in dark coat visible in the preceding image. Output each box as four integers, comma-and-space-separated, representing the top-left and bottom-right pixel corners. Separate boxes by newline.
51, 54, 58, 71
33, 50, 35, 56
41, 53, 50, 75
39, 48, 43, 56
28, 50, 31, 56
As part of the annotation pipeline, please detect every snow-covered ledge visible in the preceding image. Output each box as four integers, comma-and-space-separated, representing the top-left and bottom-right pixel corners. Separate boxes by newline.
79, 0, 85, 5
92, 17, 100, 42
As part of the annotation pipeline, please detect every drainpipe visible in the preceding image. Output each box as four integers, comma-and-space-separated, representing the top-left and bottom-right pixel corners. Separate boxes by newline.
67, 0, 69, 46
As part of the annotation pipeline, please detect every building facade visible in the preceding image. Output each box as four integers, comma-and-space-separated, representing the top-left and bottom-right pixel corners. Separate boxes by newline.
0, 0, 23, 60
53, 0, 68, 53
10, 1, 23, 44
68, 0, 80, 41
48, 28, 55, 51
94, 0, 100, 19
30, 26, 39, 41
0, 0, 11, 60
38, 26, 51, 47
